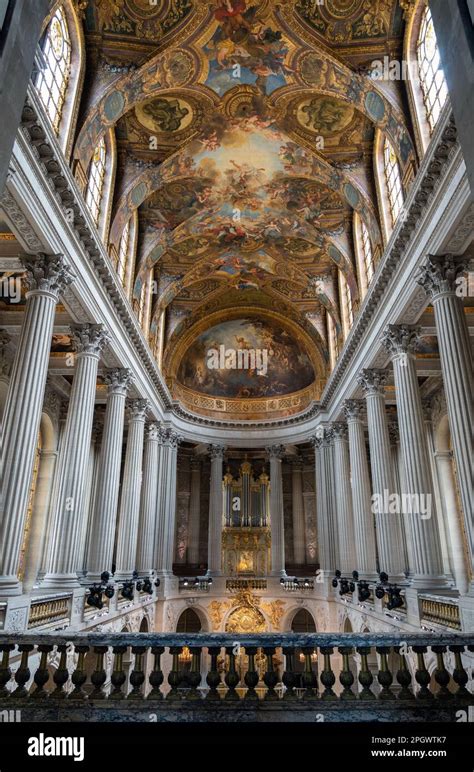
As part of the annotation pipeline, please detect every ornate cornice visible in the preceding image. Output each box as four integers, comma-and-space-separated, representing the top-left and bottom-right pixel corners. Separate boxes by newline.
18, 87, 172, 411
318, 107, 459, 411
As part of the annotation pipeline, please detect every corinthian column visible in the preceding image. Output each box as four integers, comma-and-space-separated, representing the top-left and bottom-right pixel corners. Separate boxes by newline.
417, 255, 473, 570
136, 423, 161, 575
358, 369, 405, 582
207, 445, 225, 576
266, 445, 286, 577
311, 430, 338, 575
187, 458, 202, 566
86, 368, 133, 581
157, 430, 181, 575
381, 324, 447, 587
331, 423, 357, 574
114, 399, 149, 581
291, 457, 306, 565
43, 323, 109, 588
0, 253, 74, 595
343, 400, 378, 580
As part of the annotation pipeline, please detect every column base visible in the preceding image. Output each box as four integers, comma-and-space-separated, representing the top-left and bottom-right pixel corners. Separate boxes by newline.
357, 572, 379, 582
113, 571, 134, 582
0, 575, 23, 597
40, 573, 82, 590
408, 574, 450, 589
385, 572, 408, 584
270, 569, 287, 578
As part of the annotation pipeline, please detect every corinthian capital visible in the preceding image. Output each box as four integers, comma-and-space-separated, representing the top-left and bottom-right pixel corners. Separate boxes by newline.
357, 368, 387, 396
145, 422, 161, 442
104, 367, 133, 395
416, 254, 466, 298
208, 444, 225, 460
331, 422, 348, 440
127, 398, 150, 421
266, 444, 286, 460
343, 399, 365, 421
21, 253, 75, 297
71, 323, 109, 357
381, 324, 420, 359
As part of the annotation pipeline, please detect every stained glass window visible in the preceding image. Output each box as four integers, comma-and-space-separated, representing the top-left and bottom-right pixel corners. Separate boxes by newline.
35, 7, 71, 134
85, 137, 106, 226
384, 138, 404, 225
417, 6, 448, 133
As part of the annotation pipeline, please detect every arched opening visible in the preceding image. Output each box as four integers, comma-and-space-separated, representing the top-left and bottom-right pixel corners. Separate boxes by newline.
291, 609, 316, 632
20, 412, 57, 592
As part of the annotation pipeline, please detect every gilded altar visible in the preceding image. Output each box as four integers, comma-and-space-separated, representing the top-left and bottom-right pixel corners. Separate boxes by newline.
222, 527, 271, 577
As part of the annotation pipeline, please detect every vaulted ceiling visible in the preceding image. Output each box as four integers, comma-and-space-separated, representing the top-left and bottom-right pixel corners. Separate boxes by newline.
73, 0, 417, 418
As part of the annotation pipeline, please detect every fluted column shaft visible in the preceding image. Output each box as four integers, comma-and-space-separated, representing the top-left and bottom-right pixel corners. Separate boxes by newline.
344, 401, 378, 579
312, 431, 338, 574
417, 255, 473, 567
136, 423, 161, 574
358, 370, 405, 581
114, 399, 149, 580
0, 254, 74, 595
382, 325, 446, 587
291, 458, 305, 565
159, 431, 180, 575
332, 424, 357, 574
43, 324, 109, 587
187, 459, 201, 565
86, 369, 133, 580
207, 445, 225, 575
267, 445, 286, 577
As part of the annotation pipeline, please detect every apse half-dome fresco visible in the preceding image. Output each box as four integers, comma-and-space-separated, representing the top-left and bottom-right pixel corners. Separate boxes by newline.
176, 318, 315, 399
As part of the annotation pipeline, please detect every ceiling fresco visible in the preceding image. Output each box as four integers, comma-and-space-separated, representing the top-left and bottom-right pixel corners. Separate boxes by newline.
75, 0, 418, 419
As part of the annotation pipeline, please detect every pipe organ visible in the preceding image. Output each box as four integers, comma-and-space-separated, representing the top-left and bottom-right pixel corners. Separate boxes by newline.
222, 459, 271, 576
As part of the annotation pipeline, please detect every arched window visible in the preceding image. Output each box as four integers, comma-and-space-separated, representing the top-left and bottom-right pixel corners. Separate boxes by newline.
35, 6, 71, 134
383, 138, 404, 226
339, 272, 353, 340
85, 137, 106, 226
416, 5, 448, 134
327, 313, 339, 369
117, 219, 130, 287
360, 219, 374, 286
